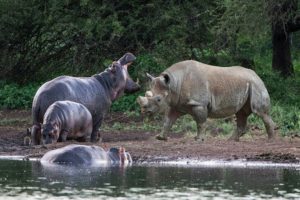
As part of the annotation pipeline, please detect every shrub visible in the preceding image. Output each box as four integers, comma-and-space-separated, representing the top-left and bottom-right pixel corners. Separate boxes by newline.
0, 83, 39, 109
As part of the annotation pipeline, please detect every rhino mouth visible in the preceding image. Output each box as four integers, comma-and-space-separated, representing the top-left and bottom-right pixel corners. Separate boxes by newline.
142, 109, 156, 115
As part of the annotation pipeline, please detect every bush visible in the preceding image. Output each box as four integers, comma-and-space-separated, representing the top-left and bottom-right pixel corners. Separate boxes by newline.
0, 83, 39, 109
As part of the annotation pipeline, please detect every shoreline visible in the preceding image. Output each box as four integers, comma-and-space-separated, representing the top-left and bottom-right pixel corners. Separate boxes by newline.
0, 155, 299, 169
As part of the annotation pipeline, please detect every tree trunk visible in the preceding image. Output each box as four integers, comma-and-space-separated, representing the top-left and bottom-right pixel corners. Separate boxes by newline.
268, 0, 298, 77
271, 28, 294, 77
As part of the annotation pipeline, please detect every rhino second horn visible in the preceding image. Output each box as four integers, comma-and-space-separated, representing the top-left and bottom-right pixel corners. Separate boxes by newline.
145, 91, 153, 97
146, 73, 155, 81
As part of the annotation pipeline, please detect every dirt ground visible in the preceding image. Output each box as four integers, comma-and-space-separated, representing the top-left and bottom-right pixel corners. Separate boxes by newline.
0, 109, 299, 163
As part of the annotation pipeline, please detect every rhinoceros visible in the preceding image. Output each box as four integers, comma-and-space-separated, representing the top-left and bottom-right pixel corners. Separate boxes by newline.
137, 60, 275, 141
30, 53, 140, 145
41, 100, 93, 144
40, 144, 132, 166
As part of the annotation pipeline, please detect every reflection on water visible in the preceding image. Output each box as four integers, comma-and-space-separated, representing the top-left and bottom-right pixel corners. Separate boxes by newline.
0, 159, 299, 199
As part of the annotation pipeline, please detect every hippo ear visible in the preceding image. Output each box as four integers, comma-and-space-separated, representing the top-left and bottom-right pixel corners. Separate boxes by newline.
26, 128, 31, 136
118, 53, 136, 66
109, 62, 118, 73
146, 73, 155, 82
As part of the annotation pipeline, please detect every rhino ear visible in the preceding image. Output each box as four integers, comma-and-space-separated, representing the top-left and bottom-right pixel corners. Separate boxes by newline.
163, 74, 170, 84
146, 73, 155, 82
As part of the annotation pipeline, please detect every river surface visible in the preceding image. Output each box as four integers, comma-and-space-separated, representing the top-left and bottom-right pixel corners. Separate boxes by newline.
0, 158, 299, 200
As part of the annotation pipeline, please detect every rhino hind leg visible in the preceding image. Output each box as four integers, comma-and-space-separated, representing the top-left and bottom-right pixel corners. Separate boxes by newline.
229, 110, 250, 142
191, 106, 208, 142
259, 113, 275, 139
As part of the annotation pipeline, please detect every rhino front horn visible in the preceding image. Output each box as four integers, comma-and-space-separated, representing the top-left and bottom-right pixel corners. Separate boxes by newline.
146, 73, 155, 81
137, 96, 148, 106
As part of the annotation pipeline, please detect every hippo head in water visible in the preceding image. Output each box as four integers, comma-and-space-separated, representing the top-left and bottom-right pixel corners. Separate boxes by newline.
105, 53, 140, 100
41, 123, 60, 145
40, 144, 132, 166
108, 147, 132, 165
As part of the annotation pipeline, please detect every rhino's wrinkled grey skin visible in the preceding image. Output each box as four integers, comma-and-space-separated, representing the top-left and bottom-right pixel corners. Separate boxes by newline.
40, 144, 132, 167
31, 53, 140, 145
41, 100, 93, 145
139, 60, 275, 141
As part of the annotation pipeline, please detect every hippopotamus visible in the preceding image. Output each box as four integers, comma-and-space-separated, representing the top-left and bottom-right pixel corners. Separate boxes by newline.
30, 53, 140, 145
41, 100, 92, 144
137, 60, 275, 142
40, 144, 132, 166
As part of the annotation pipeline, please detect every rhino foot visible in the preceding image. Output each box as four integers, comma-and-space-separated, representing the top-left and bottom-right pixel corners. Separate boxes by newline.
155, 135, 168, 141
267, 134, 276, 141
194, 136, 204, 142
228, 135, 240, 142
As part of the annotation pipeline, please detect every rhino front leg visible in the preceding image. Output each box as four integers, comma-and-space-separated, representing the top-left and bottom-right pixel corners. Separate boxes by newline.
191, 106, 207, 142
156, 109, 181, 141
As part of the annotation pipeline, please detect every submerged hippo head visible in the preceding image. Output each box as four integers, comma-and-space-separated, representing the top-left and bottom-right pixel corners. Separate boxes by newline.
41, 123, 60, 145
108, 147, 132, 165
137, 91, 169, 115
106, 53, 140, 100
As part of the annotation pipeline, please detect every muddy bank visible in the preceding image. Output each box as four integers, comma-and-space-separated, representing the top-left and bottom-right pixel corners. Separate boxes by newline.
0, 110, 299, 164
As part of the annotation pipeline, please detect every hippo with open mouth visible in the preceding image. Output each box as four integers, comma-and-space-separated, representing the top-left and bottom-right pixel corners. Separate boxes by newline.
40, 144, 132, 167
30, 53, 140, 145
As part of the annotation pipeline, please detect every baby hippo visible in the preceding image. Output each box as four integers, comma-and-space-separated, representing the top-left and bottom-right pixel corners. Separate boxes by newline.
42, 100, 93, 144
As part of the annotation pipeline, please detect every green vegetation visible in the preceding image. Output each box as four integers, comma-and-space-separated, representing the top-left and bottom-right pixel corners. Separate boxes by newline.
0, 82, 39, 109
0, 0, 299, 137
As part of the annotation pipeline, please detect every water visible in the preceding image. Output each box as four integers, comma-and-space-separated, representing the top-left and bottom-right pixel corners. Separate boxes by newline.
0, 159, 299, 200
